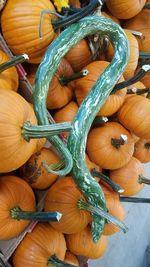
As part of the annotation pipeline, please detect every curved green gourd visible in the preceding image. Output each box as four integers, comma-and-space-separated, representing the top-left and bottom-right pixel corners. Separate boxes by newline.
33, 15, 129, 241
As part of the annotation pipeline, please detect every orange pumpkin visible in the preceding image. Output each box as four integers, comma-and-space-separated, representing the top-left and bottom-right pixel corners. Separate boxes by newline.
124, 9, 150, 52
64, 251, 79, 266
101, 11, 120, 24
106, 0, 146, 19
65, 39, 92, 72
0, 175, 35, 240
1, 0, 57, 63
118, 95, 150, 139
20, 147, 60, 190
44, 176, 91, 234
109, 157, 144, 196
13, 223, 66, 267
0, 49, 19, 91
69, 0, 80, 7
87, 122, 134, 170
27, 59, 74, 109
75, 61, 127, 117
134, 139, 150, 163
66, 225, 108, 259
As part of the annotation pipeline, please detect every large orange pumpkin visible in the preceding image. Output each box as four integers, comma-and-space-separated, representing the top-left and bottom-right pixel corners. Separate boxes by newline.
1, 0, 57, 63
13, 223, 66, 267
0, 175, 35, 240
134, 139, 150, 163
75, 61, 126, 117
87, 122, 134, 170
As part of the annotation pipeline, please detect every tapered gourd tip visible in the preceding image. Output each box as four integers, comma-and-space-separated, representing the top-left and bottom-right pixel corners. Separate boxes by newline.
22, 54, 29, 60
56, 212, 62, 221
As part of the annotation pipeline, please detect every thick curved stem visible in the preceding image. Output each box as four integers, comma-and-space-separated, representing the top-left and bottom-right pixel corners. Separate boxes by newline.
120, 196, 150, 203
59, 69, 88, 85
138, 175, 150, 185
111, 135, 127, 149
0, 54, 29, 73
48, 255, 78, 267
91, 168, 124, 193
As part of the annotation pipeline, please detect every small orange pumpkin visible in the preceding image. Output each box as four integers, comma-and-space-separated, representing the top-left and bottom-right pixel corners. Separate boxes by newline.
69, 0, 80, 7
134, 139, 150, 163
64, 251, 79, 266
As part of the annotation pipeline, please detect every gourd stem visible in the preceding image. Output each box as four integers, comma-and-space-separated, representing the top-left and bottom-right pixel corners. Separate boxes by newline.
144, 3, 150, 9
138, 175, 150, 185
22, 121, 72, 142
112, 64, 150, 92
92, 116, 108, 126
52, 0, 103, 30
127, 88, 150, 95
48, 255, 78, 267
0, 54, 29, 73
10, 207, 62, 222
120, 196, 150, 203
59, 69, 88, 85
145, 143, 150, 149
91, 168, 124, 193
111, 135, 127, 149
77, 198, 128, 233
139, 52, 150, 59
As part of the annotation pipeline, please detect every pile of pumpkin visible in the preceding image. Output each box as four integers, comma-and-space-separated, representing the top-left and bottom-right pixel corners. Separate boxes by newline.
0, 0, 150, 266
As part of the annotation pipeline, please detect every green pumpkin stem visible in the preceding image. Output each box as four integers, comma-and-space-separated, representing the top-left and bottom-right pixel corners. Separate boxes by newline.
59, 69, 88, 85
120, 196, 150, 203
48, 255, 78, 267
128, 29, 143, 38
22, 121, 72, 142
139, 52, 150, 59
0, 54, 29, 73
144, 3, 150, 9
111, 134, 127, 149
77, 198, 128, 234
92, 116, 108, 126
138, 175, 150, 185
144, 143, 150, 149
91, 168, 124, 193
127, 87, 150, 95
147, 90, 150, 99
10, 207, 62, 222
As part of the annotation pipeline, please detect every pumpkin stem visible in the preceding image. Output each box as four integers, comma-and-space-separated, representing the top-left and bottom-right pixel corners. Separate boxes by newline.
42, 159, 65, 175
10, 207, 62, 222
48, 255, 78, 267
144, 143, 150, 149
112, 64, 150, 92
111, 134, 127, 149
147, 90, 150, 99
127, 87, 150, 95
144, 3, 150, 9
59, 69, 89, 85
91, 168, 124, 193
0, 54, 29, 73
120, 196, 150, 203
92, 116, 108, 126
77, 198, 128, 234
128, 30, 143, 39
139, 52, 150, 59
22, 121, 72, 142
138, 175, 150, 185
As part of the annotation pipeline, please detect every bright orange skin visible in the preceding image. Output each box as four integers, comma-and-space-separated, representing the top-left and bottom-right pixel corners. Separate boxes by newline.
109, 157, 144, 196
66, 225, 108, 259
0, 88, 37, 173
87, 122, 134, 170
44, 176, 91, 234
0, 176, 35, 240
64, 251, 79, 266
1, 0, 57, 63
13, 223, 66, 267
134, 139, 150, 163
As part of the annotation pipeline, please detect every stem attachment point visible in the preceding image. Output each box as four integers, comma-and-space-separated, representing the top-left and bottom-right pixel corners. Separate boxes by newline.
111, 134, 127, 149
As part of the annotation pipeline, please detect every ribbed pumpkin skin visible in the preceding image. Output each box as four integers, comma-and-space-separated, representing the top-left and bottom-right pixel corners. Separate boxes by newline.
118, 95, 150, 139
106, 0, 146, 19
13, 223, 66, 267
64, 251, 79, 266
28, 59, 74, 109
0, 176, 35, 240
65, 39, 92, 72
75, 61, 126, 117
109, 157, 144, 196
124, 9, 150, 52
66, 226, 108, 259
101, 11, 120, 24
134, 139, 150, 163
87, 122, 134, 170
1, 0, 57, 63
0, 89, 37, 172
0, 50, 19, 91
44, 176, 91, 234
20, 148, 60, 190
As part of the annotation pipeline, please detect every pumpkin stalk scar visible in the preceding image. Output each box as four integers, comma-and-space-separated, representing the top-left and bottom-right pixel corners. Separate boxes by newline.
0, 54, 29, 73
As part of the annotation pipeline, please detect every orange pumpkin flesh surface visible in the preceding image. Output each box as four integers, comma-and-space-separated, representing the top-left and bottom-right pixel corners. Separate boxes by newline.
109, 157, 144, 196
124, 9, 150, 53
44, 176, 91, 234
134, 139, 150, 163
66, 225, 108, 259
65, 39, 92, 72
0, 50, 19, 91
106, 0, 146, 19
20, 147, 60, 190
75, 61, 126, 117
27, 58, 74, 109
87, 122, 134, 170
1, 0, 57, 63
64, 251, 79, 266
13, 223, 66, 267
118, 95, 150, 139
0, 88, 37, 172
101, 11, 120, 24
0, 176, 35, 240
